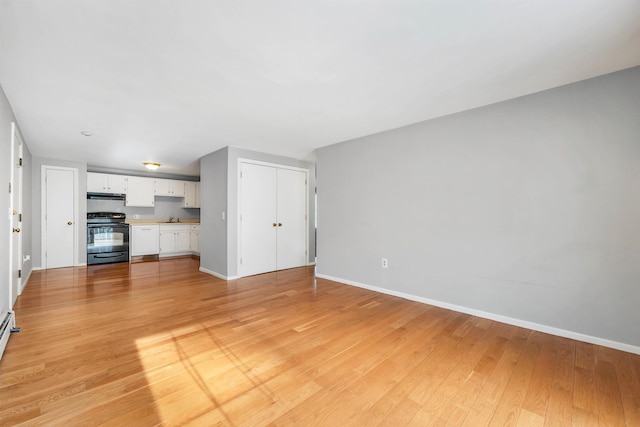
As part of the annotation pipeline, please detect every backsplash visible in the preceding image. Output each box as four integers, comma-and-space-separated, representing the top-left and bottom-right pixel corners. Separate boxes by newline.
87, 196, 200, 221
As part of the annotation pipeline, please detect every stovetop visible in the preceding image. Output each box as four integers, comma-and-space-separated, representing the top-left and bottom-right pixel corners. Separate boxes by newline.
87, 212, 126, 223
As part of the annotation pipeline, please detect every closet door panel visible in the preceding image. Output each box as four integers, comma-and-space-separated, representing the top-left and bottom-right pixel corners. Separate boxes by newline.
276, 168, 307, 270
239, 163, 277, 276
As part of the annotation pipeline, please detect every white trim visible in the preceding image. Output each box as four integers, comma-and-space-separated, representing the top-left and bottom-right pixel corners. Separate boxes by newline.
199, 267, 239, 281
9, 122, 23, 308
236, 158, 309, 279
316, 273, 640, 356
19, 269, 32, 294
41, 165, 79, 269
307, 261, 316, 266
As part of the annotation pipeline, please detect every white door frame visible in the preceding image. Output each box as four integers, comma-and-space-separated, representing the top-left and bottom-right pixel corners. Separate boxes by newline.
9, 122, 23, 305
237, 158, 309, 278
41, 165, 79, 269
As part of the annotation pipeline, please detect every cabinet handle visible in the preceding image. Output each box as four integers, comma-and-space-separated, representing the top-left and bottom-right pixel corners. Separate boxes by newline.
278, 223, 282, 227
273, 223, 277, 227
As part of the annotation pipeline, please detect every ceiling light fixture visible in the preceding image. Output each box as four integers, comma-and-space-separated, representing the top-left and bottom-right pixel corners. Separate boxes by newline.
144, 162, 161, 171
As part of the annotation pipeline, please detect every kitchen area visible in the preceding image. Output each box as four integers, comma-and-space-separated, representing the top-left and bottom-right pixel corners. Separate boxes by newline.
86, 172, 200, 265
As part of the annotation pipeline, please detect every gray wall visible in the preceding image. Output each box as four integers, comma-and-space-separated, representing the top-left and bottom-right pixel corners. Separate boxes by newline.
200, 147, 229, 276
316, 66, 640, 348
32, 157, 88, 268
199, 146, 316, 278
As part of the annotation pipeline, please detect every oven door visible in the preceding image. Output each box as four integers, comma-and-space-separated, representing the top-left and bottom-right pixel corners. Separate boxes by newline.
87, 224, 129, 254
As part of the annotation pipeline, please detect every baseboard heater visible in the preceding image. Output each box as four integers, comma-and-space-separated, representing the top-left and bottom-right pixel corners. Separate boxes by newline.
0, 311, 16, 361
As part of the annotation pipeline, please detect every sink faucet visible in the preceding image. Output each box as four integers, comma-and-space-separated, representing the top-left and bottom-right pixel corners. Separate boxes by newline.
169, 216, 175, 223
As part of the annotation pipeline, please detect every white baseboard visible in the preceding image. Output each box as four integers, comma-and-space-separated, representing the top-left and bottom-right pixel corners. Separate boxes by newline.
19, 269, 33, 295
199, 267, 240, 281
316, 273, 640, 355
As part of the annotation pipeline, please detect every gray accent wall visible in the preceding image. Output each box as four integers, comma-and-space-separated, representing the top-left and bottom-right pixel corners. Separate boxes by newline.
199, 146, 316, 278
316, 66, 640, 348
200, 147, 229, 276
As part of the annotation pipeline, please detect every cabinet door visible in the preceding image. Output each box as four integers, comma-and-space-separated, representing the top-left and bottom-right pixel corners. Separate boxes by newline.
155, 179, 171, 196
183, 182, 197, 207
155, 179, 185, 197
87, 172, 108, 192
107, 174, 128, 194
131, 225, 159, 256
172, 181, 186, 197
195, 182, 200, 208
126, 177, 155, 207
190, 230, 200, 254
176, 229, 191, 252
159, 230, 176, 253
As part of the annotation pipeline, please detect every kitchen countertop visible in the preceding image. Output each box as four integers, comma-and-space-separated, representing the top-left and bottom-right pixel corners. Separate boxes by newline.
126, 219, 200, 225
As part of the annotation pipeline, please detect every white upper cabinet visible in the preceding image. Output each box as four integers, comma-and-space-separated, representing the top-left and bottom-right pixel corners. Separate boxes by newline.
126, 176, 155, 207
87, 172, 128, 194
155, 179, 185, 197
183, 181, 200, 208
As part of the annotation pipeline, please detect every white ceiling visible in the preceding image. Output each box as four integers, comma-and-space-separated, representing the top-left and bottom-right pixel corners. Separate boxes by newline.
1, 1, 639, 177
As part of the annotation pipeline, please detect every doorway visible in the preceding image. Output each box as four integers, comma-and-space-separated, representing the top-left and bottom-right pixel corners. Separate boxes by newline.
9, 123, 23, 306
41, 166, 78, 269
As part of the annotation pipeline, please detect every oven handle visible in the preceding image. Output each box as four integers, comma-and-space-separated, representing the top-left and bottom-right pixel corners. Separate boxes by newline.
93, 253, 125, 258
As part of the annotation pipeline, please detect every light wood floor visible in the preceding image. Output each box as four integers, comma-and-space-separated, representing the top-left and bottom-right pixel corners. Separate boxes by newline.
1, 258, 639, 426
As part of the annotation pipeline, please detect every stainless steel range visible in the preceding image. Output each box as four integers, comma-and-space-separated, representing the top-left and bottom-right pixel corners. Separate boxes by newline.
87, 212, 129, 265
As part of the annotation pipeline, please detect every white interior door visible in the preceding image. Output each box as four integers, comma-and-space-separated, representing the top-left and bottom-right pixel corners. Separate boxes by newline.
239, 163, 277, 276
276, 168, 307, 270
43, 167, 77, 269
9, 123, 23, 306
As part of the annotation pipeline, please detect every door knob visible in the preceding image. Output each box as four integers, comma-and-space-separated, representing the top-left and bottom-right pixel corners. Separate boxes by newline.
12, 228, 20, 233
278, 223, 282, 227
67, 221, 73, 225
272, 223, 277, 227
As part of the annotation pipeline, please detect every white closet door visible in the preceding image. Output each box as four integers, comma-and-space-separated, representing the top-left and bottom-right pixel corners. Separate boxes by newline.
44, 168, 76, 269
276, 168, 307, 270
240, 163, 277, 276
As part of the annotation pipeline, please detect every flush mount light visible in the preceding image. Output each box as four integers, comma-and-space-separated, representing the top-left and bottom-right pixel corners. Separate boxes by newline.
144, 162, 161, 171
80, 131, 93, 137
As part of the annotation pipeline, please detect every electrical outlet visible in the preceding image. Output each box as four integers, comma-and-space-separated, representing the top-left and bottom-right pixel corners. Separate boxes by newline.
382, 258, 388, 268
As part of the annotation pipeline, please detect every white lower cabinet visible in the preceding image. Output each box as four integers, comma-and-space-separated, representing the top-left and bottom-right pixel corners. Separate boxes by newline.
190, 225, 200, 254
159, 225, 191, 255
130, 225, 160, 256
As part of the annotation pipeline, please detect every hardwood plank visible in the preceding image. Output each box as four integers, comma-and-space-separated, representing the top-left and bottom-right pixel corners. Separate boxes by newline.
543, 338, 575, 426
0, 259, 638, 426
